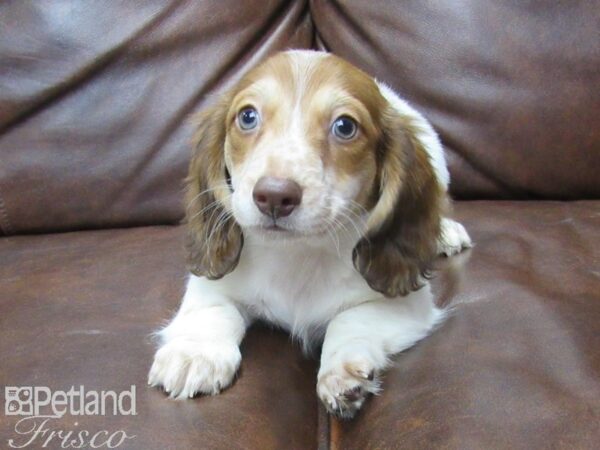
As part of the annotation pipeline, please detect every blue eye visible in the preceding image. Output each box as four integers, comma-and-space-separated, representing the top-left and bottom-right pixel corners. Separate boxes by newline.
238, 107, 259, 130
332, 116, 358, 140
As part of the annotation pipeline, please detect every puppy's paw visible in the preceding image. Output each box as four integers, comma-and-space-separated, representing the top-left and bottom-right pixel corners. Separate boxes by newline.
437, 218, 472, 257
317, 358, 380, 419
148, 339, 241, 399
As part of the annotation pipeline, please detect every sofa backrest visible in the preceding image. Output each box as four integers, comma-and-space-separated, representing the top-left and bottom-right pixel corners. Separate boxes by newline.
1, 0, 598, 235
0, 0, 312, 235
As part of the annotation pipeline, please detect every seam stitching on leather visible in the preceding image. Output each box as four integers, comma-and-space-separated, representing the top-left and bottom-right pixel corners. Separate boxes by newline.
0, 188, 14, 235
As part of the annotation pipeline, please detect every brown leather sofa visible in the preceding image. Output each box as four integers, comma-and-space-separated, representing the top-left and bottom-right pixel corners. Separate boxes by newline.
1, 1, 598, 449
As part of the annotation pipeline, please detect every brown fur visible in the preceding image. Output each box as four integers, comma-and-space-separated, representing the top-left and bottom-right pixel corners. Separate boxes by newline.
352, 105, 445, 297
184, 95, 243, 279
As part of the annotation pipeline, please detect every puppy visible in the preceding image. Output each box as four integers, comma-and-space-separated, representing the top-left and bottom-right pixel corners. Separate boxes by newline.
149, 50, 471, 418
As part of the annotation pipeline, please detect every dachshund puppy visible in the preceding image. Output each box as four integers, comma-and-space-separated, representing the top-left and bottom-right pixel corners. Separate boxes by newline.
149, 50, 471, 418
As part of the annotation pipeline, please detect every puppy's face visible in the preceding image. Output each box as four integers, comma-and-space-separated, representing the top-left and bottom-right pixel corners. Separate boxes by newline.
224, 52, 383, 236
186, 51, 444, 297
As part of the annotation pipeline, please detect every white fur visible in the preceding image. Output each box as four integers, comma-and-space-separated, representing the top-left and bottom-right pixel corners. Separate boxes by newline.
149, 231, 448, 415
438, 217, 473, 256
317, 285, 446, 417
149, 51, 471, 417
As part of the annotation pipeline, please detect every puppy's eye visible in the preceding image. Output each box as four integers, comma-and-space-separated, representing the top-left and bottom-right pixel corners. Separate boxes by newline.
332, 116, 357, 140
238, 107, 259, 131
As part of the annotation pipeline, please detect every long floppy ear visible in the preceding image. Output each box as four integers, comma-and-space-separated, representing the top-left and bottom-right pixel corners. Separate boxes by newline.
184, 95, 243, 279
353, 106, 445, 297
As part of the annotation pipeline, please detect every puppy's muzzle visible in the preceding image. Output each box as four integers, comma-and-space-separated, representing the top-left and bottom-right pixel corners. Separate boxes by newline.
252, 176, 302, 220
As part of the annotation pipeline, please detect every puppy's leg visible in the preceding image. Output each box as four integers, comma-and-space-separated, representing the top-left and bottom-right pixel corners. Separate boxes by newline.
317, 288, 445, 419
148, 276, 247, 399
437, 217, 472, 256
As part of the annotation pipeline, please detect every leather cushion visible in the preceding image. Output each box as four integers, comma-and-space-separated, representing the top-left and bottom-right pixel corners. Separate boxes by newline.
1, 201, 599, 448
0, 0, 312, 234
0, 226, 319, 449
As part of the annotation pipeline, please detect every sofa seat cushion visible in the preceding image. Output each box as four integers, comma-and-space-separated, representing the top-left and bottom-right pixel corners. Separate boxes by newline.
328, 201, 600, 449
1, 201, 599, 449
0, 226, 318, 450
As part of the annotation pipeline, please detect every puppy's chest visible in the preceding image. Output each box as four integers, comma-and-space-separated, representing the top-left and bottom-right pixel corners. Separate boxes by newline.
223, 239, 374, 330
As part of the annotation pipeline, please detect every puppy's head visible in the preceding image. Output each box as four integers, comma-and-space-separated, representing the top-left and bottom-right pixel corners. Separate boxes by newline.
185, 50, 444, 296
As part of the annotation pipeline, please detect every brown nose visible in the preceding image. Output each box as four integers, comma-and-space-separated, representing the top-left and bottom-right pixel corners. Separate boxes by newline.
252, 176, 302, 219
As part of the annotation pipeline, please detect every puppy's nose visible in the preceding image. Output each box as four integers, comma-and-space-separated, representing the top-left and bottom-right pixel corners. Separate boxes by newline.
252, 176, 302, 219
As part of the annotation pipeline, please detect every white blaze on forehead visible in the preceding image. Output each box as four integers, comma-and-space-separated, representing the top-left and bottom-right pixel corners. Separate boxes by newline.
285, 49, 331, 106
262, 51, 327, 174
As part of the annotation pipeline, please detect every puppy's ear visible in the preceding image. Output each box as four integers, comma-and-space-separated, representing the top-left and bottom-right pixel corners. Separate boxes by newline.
353, 106, 445, 297
184, 95, 243, 279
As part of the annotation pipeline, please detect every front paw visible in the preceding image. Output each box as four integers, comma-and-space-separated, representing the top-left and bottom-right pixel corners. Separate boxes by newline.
317, 358, 380, 419
438, 218, 472, 256
148, 339, 241, 399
